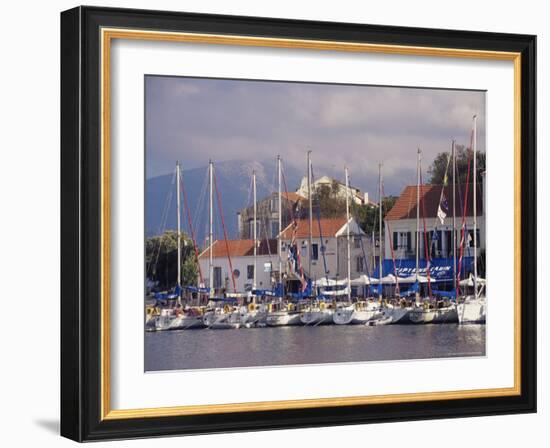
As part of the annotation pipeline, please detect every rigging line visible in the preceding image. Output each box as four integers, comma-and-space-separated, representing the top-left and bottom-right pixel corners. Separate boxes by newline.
457, 131, 474, 295
192, 167, 209, 242
234, 175, 254, 265
213, 171, 237, 293
427, 152, 453, 262
180, 170, 204, 284
419, 167, 433, 299
309, 161, 329, 281
281, 166, 306, 291
147, 171, 176, 277
382, 181, 400, 294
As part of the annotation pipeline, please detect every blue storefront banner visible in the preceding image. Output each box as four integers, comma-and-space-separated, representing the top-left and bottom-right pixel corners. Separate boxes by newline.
372, 257, 474, 282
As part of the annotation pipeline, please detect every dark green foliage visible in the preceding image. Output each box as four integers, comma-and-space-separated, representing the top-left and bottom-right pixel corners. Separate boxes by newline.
311, 181, 346, 218
428, 145, 486, 185
351, 196, 397, 236
145, 230, 199, 289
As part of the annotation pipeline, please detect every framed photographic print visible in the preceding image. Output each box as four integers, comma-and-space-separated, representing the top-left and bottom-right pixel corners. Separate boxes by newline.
60, 6, 537, 441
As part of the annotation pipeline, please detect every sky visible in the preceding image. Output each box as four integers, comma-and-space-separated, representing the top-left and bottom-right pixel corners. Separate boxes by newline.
145, 75, 486, 196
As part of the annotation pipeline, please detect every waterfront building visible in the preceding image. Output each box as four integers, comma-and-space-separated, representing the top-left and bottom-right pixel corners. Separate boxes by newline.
237, 191, 306, 240
198, 239, 278, 295
384, 177, 485, 261
296, 175, 374, 206
279, 216, 373, 288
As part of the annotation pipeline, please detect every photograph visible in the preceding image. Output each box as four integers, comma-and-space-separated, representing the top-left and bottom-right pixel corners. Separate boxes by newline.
56, 5, 537, 442
143, 75, 487, 371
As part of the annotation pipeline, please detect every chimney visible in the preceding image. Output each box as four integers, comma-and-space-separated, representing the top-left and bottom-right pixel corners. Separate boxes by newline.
237, 212, 242, 238
364, 192, 369, 205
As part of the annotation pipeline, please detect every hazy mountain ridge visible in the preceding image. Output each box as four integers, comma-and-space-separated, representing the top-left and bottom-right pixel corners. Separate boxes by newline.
146, 159, 302, 243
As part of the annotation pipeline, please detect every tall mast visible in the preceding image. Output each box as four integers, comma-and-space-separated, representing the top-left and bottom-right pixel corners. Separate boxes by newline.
371, 229, 376, 280
473, 115, 478, 298
415, 149, 421, 301
307, 150, 313, 280
378, 163, 383, 302
208, 160, 214, 295
277, 155, 283, 297
253, 170, 257, 290
176, 161, 182, 302
345, 166, 351, 301
452, 140, 457, 296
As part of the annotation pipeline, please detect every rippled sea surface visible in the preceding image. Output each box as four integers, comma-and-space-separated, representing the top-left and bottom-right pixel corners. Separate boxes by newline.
145, 324, 485, 371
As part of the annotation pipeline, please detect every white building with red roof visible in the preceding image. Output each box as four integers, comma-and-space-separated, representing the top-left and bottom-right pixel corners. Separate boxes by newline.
384, 177, 485, 260
279, 216, 372, 287
198, 239, 278, 294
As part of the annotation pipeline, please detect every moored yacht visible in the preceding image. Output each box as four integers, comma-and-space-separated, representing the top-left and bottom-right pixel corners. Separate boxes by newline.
300, 301, 334, 325
408, 300, 458, 324
333, 300, 381, 325
457, 295, 486, 324
203, 306, 242, 329
266, 302, 302, 326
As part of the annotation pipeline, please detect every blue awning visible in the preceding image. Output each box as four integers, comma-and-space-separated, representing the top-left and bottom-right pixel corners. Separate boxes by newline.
373, 257, 474, 282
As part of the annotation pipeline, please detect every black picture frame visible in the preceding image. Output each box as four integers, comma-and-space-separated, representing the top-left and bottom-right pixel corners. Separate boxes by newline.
61, 5, 536, 442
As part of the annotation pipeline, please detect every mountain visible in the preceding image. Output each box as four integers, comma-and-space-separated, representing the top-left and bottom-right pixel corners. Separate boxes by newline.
146, 159, 302, 245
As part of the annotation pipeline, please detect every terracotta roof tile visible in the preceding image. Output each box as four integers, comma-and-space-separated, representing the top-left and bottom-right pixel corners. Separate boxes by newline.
281, 191, 305, 202
385, 184, 483, 221
279, 217, 349, 239
199, 239, 277, 259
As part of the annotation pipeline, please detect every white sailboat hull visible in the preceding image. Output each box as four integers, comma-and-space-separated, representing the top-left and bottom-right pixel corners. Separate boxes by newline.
145, 314, 158, 331
240, 309, 268, 327
168, 315, 205, 330
457, 297, 486, 324
333, 307, 381, 325
409, 305, 458, 324
266, 311, 302, 326
155, 311, 176, 331
384, 306, 413, 324
206, 311, 242, 329
300, 309, 334, 326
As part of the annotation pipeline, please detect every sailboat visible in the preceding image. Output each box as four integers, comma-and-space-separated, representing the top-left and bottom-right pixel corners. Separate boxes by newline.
457, 115, 486, 324
152, 161, 206, 331
406, 149, 457, 324
333, 166, 382, 325
299, 151, 334, 326
373, 158, 415, 325
199, 160, 244, 330
263, 155, 304, 327
239, 169, 270, 328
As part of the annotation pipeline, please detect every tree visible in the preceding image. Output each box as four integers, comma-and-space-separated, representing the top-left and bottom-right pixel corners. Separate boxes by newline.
428, 145, 486, 185
145, 230, 199, 290
311, 183, 346, 218
351, 196, 398, 236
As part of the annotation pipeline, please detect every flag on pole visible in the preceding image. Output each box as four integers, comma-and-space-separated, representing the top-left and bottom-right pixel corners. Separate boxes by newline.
437, 193, 449, 225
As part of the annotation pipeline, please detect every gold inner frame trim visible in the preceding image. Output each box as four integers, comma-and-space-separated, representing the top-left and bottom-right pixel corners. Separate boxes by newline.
100, 27, 522, 421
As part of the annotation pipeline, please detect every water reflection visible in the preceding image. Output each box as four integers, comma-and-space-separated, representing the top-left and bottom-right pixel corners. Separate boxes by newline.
145, 324, 485, 371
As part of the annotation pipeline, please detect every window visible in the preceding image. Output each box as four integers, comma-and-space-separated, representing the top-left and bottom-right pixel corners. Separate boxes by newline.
393, 231, 411, 250
312, 243, 319, 260
356, 256, 365, 272
248, 219, 260, 238
213, 267, 222, 289
271, 220, 279, 238
247, 265, 254, 280
467, 229, 481, 247
271, 196, 279, 213
354, 237, 361, 249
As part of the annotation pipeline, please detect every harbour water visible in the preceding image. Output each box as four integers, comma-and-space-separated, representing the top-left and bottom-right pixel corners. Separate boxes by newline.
145, 324, 485, 371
